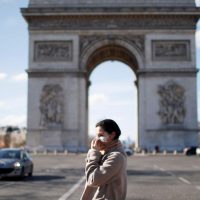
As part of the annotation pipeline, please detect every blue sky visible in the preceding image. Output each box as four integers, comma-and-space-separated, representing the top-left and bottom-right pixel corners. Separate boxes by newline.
0, 0, 199, 142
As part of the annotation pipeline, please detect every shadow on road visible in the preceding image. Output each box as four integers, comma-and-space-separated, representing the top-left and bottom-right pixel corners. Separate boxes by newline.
0, 168, 85, 182
0, 175, 65, 182
28, 175, 65, 181
127, 169, 169, 177
127, 169, 200, 177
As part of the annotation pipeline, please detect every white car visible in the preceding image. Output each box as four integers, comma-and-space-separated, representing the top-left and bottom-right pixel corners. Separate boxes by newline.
196, 147, 200, 156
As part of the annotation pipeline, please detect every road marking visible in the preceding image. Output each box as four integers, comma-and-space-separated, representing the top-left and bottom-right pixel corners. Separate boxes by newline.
154, 165, 165, 171
192, 165, 200, 169
154, 165, 176, 177
154, 165, 159, 169
0, 183, 15, 189
166, 171, 175, 177
58, 176, 85, 200
195, 186, 200, 191
159, 167, 165, 172
178, 177, 191, 185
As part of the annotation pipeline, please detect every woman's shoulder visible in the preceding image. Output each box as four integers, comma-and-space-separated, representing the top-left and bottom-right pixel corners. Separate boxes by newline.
107, 150, 126, 161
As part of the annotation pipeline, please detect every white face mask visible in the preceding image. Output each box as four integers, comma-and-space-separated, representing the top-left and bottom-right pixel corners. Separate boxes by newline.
99, 136, 108, 143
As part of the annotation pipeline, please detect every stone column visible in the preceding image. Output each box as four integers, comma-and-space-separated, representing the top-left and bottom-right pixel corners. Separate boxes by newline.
137, 33, 199, 151
26, 32, 88, 151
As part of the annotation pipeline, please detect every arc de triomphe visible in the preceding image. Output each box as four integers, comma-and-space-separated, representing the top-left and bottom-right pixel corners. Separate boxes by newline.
22, 0, 200, 152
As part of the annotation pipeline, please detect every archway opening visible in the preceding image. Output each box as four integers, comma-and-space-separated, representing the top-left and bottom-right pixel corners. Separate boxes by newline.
88, 60, 138, 146
86, 44, 139, 75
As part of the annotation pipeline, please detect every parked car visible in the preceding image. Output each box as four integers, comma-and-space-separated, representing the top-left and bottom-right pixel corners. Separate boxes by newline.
124, 147, 134, 156
184, 146, 197, 156
196, 147, 200, 156
0, 148, 33, 178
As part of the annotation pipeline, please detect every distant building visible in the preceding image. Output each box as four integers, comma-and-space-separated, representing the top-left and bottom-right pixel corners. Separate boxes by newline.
0, 126, 27, 148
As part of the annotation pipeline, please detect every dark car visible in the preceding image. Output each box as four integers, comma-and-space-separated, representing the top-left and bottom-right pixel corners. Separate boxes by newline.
0, 148, 33, 178
184, 146, 197, 156
124, 147, 134, 156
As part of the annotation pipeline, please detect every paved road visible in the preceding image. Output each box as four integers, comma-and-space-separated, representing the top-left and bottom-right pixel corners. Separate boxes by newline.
0, 154, 200, 200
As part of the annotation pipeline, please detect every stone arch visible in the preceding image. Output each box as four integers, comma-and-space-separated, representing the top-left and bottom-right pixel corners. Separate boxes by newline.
22, 0, 199, 152
80, 38, 144, 76
84, 40, 140, 149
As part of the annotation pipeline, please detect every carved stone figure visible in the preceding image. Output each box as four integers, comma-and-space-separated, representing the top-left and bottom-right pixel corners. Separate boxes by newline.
39, 84, 64, 127
158, 81, 186, 124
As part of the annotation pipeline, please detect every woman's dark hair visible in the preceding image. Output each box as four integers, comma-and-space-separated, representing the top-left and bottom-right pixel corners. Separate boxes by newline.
95, 119, 121, 140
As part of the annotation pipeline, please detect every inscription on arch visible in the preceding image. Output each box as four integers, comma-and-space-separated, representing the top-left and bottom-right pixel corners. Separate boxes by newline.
152, 40, 190, 61
34, 41, 73, 62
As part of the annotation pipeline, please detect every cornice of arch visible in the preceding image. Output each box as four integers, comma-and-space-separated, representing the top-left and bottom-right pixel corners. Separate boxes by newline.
21, 13, 198, 30
21, 6, 200, 17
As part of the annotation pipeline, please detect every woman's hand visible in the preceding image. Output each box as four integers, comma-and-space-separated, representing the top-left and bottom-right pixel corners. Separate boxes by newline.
91, 138, 106, 151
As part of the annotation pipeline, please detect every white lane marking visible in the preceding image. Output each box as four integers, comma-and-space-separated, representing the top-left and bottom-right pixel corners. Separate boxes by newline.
178, 177, 191, 185
154, 166, 193, 185
159, 167, 165, 172
192, 165, 200, 169
154, 165, 165, 171
195, 186, 200, 191
0, 183, 15, 189
166, 171, 175, 177
154, 165, 176, 177
154, 165, 159, 169
58, 176, 85, 200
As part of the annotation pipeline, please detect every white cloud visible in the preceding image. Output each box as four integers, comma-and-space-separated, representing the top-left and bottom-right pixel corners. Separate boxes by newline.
0, 101, 6, 108
0, 96, 27, 117
106, 100, 137, 107
91, 82, 136, 95
0, 115, 26, 127
89, 94, 108, 106
89, 78, 138, 141
196, 30, 200, 48
12, 73, 27, 81
89, 94, 138, 141
0, 73, 7, 80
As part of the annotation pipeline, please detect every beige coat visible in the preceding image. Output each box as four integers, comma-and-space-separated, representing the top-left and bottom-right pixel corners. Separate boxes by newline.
81, 143, 127, 200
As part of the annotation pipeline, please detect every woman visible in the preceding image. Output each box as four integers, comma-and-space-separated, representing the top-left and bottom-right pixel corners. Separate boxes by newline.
81, 119, 127, 200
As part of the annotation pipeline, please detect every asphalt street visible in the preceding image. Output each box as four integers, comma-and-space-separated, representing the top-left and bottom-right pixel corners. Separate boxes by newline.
0, 154, 200, 200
